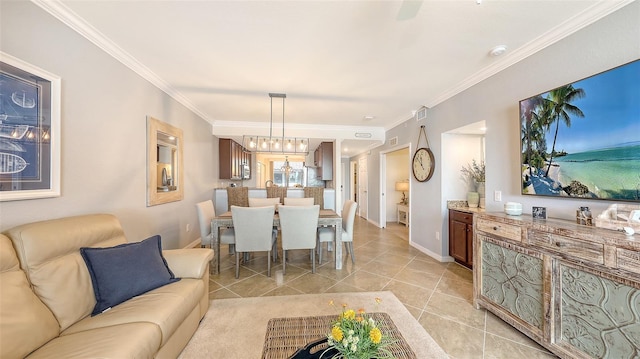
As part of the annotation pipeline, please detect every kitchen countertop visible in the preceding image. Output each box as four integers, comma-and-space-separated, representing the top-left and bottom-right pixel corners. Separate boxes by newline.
447, 200, 485, 214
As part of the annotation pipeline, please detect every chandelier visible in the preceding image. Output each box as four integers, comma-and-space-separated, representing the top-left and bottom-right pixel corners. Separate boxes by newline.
242, 93, 309, 155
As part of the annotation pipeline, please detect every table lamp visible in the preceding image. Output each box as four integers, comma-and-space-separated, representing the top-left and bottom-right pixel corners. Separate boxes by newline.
395, 181, 409, 204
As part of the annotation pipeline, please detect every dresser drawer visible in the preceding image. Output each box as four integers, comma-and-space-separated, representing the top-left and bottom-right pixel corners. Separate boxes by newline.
450, 210, 473, 224
476, 218, 522, 242
616, 248, 640, 276
528, 231, 604, 264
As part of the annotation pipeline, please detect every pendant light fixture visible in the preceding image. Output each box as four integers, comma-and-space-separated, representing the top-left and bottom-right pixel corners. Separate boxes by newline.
242, 93, 309, 154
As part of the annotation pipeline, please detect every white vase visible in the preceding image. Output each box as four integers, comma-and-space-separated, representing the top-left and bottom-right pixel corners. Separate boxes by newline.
467, 192, 480, 208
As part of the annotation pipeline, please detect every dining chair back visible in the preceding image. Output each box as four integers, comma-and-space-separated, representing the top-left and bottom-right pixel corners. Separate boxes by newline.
248, 197, 280, 208
283, 197, 314, 206
317, 200, 358, 264
196, 200, 235, 248
303, 187, 324, 209
231, 206, 278, 278
226, 186, 249, 210
266, 186, 287, 205
278, 205, 320, 274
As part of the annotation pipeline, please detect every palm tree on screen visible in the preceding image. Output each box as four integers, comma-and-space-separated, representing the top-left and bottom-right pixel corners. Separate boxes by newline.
544, 84, 586, 177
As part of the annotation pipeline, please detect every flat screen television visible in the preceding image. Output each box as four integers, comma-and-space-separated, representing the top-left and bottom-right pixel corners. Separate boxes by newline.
520, 59, 640, 202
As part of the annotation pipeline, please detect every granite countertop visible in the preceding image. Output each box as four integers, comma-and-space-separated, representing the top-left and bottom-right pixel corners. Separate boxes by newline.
447, 200, 485, 214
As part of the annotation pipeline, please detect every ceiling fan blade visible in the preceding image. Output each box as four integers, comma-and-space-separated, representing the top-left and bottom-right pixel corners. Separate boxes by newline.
396, 0, 423, 21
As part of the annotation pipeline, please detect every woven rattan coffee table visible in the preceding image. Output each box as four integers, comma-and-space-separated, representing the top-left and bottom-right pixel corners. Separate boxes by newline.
261, 312, 416, 359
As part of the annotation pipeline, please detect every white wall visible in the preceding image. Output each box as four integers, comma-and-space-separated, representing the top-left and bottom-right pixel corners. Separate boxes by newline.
0, 1, 219, 249
441, 134, 484, 199
359, 2, 640, 260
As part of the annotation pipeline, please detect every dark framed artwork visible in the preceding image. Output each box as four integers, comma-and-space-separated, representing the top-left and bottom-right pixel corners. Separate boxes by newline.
520, 59, 640, 202
0, 52, 61, 201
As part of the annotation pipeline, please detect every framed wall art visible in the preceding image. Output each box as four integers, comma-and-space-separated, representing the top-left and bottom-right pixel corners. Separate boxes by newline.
520, 59, 640, 202
0, 52, 61, 201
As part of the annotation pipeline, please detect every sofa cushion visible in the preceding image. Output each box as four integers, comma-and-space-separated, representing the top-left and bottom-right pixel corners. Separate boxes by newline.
80, 235, 179, 315
63, 278, 204, 346
6, 214, 128, 330
26, 322, 161, 359
0, 234, 60, 359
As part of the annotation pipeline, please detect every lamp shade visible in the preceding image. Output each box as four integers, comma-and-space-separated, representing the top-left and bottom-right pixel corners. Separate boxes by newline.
395, 181, 409, 192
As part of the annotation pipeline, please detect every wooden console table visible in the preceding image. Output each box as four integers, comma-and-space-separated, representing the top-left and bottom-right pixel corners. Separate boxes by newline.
397, 204, 409, 227
473, 212, 640, 359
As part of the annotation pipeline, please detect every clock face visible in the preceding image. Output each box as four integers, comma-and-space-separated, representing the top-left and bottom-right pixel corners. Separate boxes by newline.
412, 148, 435, 182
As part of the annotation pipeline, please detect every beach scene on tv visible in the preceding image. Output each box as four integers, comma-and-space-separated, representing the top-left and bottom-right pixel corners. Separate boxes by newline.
520, 59, 640, 202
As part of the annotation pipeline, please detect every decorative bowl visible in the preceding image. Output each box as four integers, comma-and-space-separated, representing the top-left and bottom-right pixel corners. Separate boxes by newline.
504, 202, 523, 216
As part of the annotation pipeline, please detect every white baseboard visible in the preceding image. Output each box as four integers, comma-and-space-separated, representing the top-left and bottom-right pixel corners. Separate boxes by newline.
409, 241, 454, 263
183, 238, 202, 249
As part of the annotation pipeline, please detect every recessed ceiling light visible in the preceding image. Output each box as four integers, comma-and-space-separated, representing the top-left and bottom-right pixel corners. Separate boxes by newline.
489, 45, 507, 57
363, 115, 375, 121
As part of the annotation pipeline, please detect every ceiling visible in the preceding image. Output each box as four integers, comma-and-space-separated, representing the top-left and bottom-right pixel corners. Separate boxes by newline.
38, 0, 631, 155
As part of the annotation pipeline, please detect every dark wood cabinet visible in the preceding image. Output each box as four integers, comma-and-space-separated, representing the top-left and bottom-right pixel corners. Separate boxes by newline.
449, 209, 473, 269
219, 138, 251, 180
314, 141, 333, 181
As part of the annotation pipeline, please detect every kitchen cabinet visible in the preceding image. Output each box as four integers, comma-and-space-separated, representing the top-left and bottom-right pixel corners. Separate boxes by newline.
474, 212, 640, 359
314, 141, 333, 181
448, 209, 473, 268
219, 138, 251, 180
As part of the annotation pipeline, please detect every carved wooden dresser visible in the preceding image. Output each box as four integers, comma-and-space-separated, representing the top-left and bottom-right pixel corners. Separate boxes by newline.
473, 212, 640, 358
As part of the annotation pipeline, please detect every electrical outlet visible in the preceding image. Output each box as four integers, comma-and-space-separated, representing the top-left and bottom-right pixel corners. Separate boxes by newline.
494, 190, 502, 202
435, 231, 440, 241
186, 224, 191, 232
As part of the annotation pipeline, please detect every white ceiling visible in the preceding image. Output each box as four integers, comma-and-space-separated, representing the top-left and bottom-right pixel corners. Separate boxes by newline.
37, 0, 632, 155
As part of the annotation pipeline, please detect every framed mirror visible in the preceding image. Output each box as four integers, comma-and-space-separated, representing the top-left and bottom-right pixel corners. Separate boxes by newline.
147, 116, 184, 206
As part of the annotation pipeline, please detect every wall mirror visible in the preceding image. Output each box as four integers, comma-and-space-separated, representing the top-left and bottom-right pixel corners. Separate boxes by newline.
147, 116, 184, 206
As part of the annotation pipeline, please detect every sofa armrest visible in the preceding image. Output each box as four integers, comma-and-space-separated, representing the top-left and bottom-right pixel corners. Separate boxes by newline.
163, 248, 214, 279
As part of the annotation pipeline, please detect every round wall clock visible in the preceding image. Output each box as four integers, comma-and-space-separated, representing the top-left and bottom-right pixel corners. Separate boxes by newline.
412, 147, 435, 182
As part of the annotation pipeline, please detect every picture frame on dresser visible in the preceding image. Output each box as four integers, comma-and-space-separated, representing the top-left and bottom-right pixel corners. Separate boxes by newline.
532, 206, 546, 220
0, 52, 61, 201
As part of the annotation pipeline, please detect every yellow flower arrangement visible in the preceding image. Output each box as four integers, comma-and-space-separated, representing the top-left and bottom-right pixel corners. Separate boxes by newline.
324, 298, 393, 359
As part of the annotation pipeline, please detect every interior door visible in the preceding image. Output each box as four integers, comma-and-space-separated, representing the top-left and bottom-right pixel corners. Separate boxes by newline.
358, 157, 368, 219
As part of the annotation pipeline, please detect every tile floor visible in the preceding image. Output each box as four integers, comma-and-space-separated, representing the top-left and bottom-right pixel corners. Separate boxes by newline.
209, 217, 557, 358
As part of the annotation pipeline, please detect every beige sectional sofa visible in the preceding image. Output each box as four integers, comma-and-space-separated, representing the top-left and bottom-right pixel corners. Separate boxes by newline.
0, 214, 214, 359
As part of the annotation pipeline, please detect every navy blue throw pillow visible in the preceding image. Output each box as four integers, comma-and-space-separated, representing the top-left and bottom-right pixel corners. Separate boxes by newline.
80, 235, 180, 316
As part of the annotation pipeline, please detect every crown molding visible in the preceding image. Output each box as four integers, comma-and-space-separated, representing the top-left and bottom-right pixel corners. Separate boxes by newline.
31, 0, 211, 122
425, 0, 635, 108
32, 0, 633, 129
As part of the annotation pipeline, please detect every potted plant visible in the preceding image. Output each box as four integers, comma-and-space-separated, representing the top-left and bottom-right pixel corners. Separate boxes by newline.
461, 160, 486, 207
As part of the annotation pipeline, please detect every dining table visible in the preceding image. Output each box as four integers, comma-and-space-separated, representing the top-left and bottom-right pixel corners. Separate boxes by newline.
210, 209, 343, 274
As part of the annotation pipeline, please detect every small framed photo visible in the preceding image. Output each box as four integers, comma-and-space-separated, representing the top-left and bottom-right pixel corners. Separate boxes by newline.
532, 206, 547, 220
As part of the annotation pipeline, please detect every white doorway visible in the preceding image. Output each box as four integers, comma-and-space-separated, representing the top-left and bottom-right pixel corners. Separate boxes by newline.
380, 145, 411, 235
350, 160, 357, 202
357, 157, 368, 219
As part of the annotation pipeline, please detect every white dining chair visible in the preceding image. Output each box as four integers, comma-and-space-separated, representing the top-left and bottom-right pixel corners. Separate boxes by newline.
283, 197, 315, 206
278, 205, 320, 274
231, 205, 278, 278
249, 197, 281, 208
196, 200, 235, 251
317, 200, 358, 264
